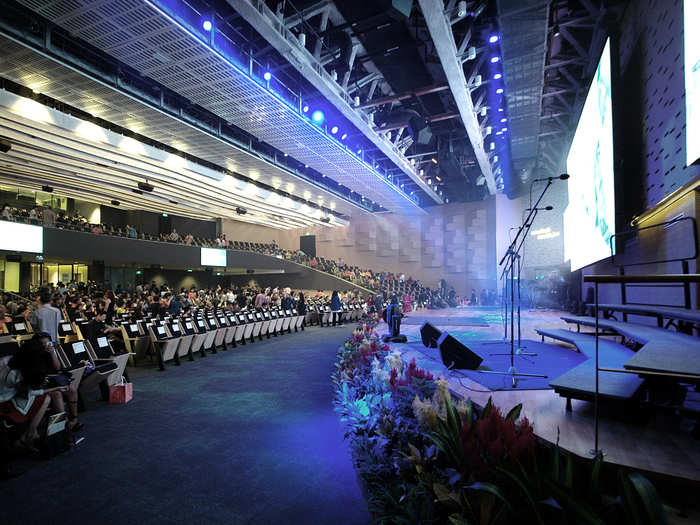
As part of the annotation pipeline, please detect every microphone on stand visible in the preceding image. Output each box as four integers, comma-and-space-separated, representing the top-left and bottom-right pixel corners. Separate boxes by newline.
525, 206, 554, 211
533, 174, 570, 182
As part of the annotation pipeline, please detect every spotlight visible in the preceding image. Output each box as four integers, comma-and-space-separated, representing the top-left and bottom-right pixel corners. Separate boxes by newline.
202, 20, 212, 31
41, 185, 53, 193
331, 126, 339, 134
138, 181, 154, 192
502, 127, 508, 132
553, 24, 560, 37
457, 1, 467, 17
0, 138, 10, 152
340, 133, 347, 140
302, 105, 309, 113
489, 35, 500, 43
299, 32, 306, 46
311, 110, 324, 123
480, 107, 487, 117
284, 153, 288, 156
320, 216, 331, 223
236, 207, 247, 215
111, 200, 120, 206
357, 148, 362, 154
496, 88, 504, 94
498, 107, 504, 112
493, 73, 502, 80
490, 56, 500, 63
431, 157, 438, 164
501, 117, 507, 123
263, 71, 271, 81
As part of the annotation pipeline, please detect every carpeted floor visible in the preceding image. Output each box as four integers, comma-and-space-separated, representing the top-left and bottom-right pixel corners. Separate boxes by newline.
1, 326, 369, 525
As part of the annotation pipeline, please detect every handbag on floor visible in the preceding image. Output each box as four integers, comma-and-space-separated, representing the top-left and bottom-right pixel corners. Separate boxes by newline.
109, 376, 133, 404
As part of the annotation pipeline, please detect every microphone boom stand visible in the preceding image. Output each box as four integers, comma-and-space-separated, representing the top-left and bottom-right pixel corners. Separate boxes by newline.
478, 179, 555, 387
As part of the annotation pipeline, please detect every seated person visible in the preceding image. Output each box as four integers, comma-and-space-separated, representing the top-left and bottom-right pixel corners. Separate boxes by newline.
0, 338, 67, 452
168, 229, 179, 242
33, 332, 82, 432
84, 308, 125, 353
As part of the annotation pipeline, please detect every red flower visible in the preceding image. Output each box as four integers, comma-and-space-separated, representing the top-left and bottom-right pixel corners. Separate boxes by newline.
461, 405, 535, 473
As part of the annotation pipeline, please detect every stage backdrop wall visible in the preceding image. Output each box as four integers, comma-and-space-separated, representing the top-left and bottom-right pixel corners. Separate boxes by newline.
494, 180, 568, 278
276, 200, 498, 296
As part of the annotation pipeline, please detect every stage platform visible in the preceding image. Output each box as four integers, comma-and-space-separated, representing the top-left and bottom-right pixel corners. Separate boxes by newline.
383, 307, 700, 483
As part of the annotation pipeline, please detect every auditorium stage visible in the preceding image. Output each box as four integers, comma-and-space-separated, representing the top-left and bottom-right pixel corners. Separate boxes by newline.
383, 307, 700, 483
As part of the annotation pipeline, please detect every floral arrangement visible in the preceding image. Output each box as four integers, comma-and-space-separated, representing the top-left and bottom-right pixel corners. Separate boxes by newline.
333, 321, 669, 524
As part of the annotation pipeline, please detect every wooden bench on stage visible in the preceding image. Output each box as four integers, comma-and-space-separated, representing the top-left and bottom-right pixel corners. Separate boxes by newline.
559, 315, 700, 379
536, 328, 644, 409
585, 302, 700, 331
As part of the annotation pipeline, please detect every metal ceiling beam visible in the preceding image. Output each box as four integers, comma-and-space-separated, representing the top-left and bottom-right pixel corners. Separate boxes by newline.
375, 111, 461, 133
283, 0, 333, 29
358, 83, 449, 109
226, 0, 442, 205
417, 0, 497, 194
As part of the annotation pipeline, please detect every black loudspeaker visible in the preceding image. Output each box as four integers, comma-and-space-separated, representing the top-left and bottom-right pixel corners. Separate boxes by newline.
408, 115, 433, 145
420, 321, 442, 348
438, 332, 483, 370
300, 234, 316, 258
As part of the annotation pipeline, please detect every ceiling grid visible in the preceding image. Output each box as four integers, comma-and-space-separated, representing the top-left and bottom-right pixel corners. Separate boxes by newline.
17, 0, 424, 214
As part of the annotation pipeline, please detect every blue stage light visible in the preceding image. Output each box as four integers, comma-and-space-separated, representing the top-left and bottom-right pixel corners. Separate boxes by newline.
502, 127, 508, 132
263, 71, 271, 81
493, 73, 502, 80
340, 133, 347, 140
331, 126, 339, 134
498, 107, 504, 112
491, 56, 500, 63
501, 117, 507, 122
311, 110, 324, 123
496, 88, 504, 94
202, 20, 212, 31
489, 35, 500, 43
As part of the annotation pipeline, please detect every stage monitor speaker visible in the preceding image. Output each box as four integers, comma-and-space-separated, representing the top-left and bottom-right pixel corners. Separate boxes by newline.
438, 332, 483, 370
420, 321, 442, 348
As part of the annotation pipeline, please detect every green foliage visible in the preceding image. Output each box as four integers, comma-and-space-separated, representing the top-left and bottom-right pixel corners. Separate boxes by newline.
333, 323, 668, 525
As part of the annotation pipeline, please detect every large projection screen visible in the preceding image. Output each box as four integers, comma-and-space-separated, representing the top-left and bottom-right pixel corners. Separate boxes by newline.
0, 221, 43, 253
200, 247, 226, 267
564, 38, 615, 271
685, 0, 700, 165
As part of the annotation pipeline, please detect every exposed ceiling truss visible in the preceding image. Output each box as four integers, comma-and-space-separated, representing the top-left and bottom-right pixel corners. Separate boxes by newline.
13, 0, 428, 214
224, 0, 443, 204
498, 0, 616, 188
417, 0, 497, 195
